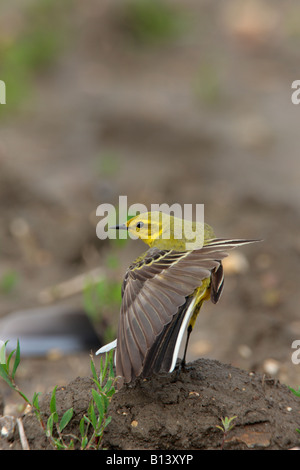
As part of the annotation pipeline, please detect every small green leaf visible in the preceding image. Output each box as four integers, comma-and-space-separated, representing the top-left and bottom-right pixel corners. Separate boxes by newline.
6, 349, 16, 373
217, 415, 237, 433
103, 377, 113, 393
54, 439, 65, 450
104, 415, 112, 429
68, 439, 75, 450
0, 364, 13, 388
81, 435, 88, 449
46, 413, 54, 437
0, 341, 7, 364
59, 407, 73, 432
226, 415, 237, 431
92, 377, 101, 391
106, 386, 116, 398
88, 401, 97, 429
289, 386, 300, 398
79, 417, 86, 437
83, 414, 92, 426
90, 358, 98, 382
92, 389, 104, 420
99, 355, 104, 383
49, 386, 58, 423
102, 394, 109, 413
108, 349, 114, 373
32, 392, 41, 411
50, 386, 57, 413
12, 339, 21, 379
100, 354, 110, 385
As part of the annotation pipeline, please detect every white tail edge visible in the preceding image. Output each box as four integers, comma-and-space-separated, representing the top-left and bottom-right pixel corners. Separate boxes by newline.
96, 339, 117, 355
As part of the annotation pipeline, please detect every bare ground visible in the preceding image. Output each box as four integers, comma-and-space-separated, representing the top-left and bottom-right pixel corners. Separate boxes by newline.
1, 358, 300, 450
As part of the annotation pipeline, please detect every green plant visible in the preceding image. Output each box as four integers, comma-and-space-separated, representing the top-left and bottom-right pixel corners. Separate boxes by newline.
0, 340, 116, 450
46, 386, 74, 449
289, 386, 300, 398
83, 278, 122, 332
0, 0, 73, 116
289, 386, 300, 433
216, 415, 237, 450
97, 152, 121, 177
121, 0, 186, 45
0, 270, 19, 294
80, 351, 116, 449
0, 340, 31, 404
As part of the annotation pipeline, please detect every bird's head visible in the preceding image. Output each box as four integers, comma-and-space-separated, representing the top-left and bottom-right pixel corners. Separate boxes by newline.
111, 211, 209, 250
112, 211, 163, 247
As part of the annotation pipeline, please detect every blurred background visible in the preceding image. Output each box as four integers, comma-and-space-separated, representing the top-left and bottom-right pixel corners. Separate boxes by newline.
0, 0, 300, 412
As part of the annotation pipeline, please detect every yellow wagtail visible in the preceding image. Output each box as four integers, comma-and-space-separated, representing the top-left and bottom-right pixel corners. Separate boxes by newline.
96, 211, 260, 387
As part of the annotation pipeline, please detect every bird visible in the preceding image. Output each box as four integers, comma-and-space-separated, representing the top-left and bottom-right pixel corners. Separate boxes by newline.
96, 211, 260, 387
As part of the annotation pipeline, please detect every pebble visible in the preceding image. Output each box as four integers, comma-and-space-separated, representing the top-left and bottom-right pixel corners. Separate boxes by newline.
263, 358, 280, 375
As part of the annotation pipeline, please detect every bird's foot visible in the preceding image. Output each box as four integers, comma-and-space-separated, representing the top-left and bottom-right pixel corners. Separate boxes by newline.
171, 358, 194, 381
179, 360, 195, 372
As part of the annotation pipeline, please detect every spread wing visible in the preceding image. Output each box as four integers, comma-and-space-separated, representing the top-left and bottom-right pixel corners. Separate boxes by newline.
116, 238, 258, 384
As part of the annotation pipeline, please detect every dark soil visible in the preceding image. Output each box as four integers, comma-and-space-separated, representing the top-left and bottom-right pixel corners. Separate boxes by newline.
1, 358, 300, 450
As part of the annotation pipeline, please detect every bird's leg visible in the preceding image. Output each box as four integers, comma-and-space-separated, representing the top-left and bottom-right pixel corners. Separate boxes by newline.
181, 324, 193, 370
172, 324, 194, 381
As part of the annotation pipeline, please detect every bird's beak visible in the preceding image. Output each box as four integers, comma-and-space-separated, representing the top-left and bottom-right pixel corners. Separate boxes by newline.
109, 223, 128, 230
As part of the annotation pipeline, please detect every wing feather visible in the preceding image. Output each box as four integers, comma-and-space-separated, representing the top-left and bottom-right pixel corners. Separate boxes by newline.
116, 238, 259, 384
138, 288, 166, 333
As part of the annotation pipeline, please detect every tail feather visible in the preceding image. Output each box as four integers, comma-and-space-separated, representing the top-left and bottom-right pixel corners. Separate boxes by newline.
205, 238, 262, 248
141, 295, 196, 377
210, 263, 224, 304
141, 291, 205, 377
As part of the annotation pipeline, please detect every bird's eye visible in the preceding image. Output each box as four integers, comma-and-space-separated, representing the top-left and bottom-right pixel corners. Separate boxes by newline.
136, 221, 144, 231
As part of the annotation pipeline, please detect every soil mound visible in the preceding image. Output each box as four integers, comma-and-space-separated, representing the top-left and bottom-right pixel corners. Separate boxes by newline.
1, 359, 300, 450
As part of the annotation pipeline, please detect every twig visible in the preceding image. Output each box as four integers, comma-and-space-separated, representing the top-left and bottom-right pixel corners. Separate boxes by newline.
37, 267, 106, 303
17, 417, 30, 450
